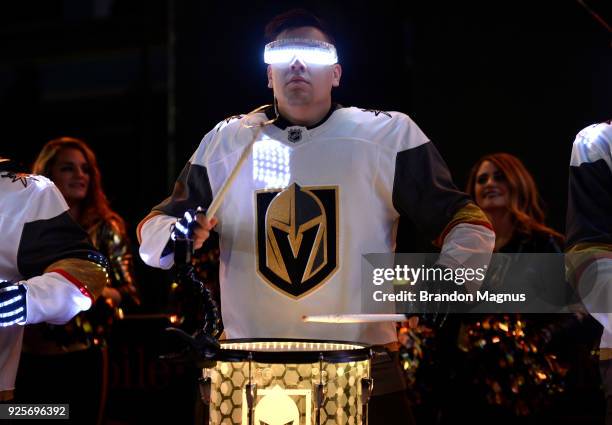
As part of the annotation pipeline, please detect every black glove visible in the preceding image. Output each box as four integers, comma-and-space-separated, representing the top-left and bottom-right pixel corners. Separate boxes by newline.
172, 207, 206, 242
161, 207, 206, 259
0, 280, 27, 327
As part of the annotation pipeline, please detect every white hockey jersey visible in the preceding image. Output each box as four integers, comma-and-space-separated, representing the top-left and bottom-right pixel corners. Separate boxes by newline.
0, 163, 108, 394
566, 121, 612, 352
139, 106, 494, 344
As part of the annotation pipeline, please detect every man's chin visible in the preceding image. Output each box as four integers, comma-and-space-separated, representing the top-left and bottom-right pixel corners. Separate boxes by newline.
284, 92, 312, 107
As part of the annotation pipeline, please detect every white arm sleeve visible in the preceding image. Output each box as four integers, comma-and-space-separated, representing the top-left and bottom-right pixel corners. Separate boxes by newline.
138, 214, 177, 269
578, 258, 612, 337
24, 272, 92, 325
437, 223, 495, 293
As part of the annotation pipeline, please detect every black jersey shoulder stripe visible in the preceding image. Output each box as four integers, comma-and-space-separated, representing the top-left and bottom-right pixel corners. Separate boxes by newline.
392, 141, 472, 242
152, 161, 213, 218
18, 210, 103, 279
567, 158, 612, 248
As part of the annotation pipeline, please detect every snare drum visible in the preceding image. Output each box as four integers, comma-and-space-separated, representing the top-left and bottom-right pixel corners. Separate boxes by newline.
201, 339, 373, 425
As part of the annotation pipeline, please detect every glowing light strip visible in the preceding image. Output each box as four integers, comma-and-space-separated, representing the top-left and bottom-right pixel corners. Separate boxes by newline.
221, 341, 364, 352
0, 285, 19, 295
0, 316, 25, 327
0, 306, 24, 318
253, 138, 290, 189
0, 293, 22, 308
175, 222, 188, 236
264, 38, 338, 65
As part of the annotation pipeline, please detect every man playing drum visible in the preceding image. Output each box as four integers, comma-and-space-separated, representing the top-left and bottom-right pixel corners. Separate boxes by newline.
138, 9, 495, 424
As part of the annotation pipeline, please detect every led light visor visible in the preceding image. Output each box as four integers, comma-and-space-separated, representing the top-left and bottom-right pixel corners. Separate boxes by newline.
264, 38, 338, 65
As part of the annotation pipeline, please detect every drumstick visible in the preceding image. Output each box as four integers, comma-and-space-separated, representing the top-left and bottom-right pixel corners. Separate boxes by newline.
205, 126, 263, 220
302, 314, 408, 324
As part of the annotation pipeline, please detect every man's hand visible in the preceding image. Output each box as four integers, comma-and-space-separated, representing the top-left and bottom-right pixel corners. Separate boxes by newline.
171, 208, 218, 250
192, 214, 218, 250
102, 286, 122, 307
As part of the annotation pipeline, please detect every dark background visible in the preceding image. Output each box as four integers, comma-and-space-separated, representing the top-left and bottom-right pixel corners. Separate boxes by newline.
1, 1, 610, 423
2, 0, 610, 236
2, 0, 610, 312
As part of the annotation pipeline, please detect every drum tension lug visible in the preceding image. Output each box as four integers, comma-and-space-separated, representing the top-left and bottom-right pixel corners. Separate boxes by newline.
315, 382, 326, 408
245, 383, 257, 425
361, 377, 374, 402
198, 376, 212, 406
361, 377, 374, 424
245, 383, 258, 408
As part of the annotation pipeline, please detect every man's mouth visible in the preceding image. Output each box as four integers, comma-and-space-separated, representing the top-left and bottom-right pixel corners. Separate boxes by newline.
287, 76, 309, 85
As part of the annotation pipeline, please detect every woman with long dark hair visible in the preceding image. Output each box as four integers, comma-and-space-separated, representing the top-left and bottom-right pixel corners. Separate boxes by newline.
16, 137, 139, 425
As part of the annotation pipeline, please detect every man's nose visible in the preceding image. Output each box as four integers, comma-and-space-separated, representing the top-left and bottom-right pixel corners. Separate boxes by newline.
289, 56, 307, 72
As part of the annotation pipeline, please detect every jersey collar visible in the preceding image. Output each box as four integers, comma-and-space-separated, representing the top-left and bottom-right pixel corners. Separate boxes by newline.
265, 103, 343, 130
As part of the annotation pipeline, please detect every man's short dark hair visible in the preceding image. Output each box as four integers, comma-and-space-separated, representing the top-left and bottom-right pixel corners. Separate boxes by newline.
265, 9, 335, 44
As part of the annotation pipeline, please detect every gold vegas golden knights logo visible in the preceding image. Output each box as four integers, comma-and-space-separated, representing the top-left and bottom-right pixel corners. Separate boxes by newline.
256, 183, 338, 298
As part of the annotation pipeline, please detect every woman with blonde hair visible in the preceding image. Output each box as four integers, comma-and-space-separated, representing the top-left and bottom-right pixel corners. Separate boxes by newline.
16, 137, 139, 424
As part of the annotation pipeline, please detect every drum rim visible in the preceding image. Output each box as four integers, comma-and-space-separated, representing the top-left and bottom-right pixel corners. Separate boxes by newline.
213, 338, 372, 364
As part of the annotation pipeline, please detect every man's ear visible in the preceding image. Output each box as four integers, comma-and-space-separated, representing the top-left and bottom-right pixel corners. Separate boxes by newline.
267, 65, 273, 89
332, 63, 342, 87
